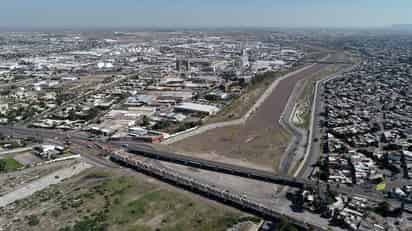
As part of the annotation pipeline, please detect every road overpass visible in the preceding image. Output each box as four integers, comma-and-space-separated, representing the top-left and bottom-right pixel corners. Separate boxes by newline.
0, 125, 401, 207
126, 145, 398, 207
110, 152, 323, 231
299, 59, 354, 65
127, 145, 308, 188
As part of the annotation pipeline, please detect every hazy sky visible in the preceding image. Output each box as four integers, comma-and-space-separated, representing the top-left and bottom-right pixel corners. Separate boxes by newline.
1, 0, 412, 29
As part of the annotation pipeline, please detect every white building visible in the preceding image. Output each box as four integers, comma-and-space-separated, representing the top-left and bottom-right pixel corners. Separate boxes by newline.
175, 102, 220, 115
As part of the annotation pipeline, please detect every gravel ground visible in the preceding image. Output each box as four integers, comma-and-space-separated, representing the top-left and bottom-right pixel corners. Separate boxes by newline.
0, 160, 77, 196
0, 161, 92, 208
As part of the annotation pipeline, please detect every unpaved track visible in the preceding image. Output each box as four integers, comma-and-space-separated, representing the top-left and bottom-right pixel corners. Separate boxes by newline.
170, 61, 331, 169
0, 161, 91, 208
162, 61, 322, 145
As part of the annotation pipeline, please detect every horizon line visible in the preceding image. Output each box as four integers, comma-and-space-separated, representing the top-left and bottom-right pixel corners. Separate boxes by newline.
0, 24, 407, 33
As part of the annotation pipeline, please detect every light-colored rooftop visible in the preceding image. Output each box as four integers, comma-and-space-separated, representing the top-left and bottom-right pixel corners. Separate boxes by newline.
175, 102, 219, 115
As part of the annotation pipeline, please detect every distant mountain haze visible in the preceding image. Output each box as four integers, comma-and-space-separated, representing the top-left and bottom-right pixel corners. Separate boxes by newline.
0, 0, 412, 29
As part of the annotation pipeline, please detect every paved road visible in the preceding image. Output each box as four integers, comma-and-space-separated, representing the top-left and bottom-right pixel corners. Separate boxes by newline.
127, 144, 307, 188
0, 125, 404, 230
0, 79, 33, 88
275, 65, 358, 200
0, 146, 33, 156
297, 65, 357, 179
0, 122, 397, 205
129, 142, 395, 201
0, 126, 118, 168
278, 55, 357, 177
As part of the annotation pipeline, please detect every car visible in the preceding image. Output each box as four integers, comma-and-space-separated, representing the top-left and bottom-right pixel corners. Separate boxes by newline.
403, 185, 412, 193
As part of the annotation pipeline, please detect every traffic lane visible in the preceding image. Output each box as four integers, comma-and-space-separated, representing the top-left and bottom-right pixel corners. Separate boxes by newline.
109, 138, 155, 150
126, 145, 308, 188
0, 126, 89, 140
0, 126, 118, 168
299, 85, 324, 179
126, 144, 396, 205
0, 126, 396, 205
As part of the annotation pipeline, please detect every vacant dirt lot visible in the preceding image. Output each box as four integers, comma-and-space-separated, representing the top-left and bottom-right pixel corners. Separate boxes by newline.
170, 62, 331, 171
0, 168, 252, 231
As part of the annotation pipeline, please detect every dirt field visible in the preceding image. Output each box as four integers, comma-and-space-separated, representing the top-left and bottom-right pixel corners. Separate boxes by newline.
170, 62, 332, 171
0, 167, 253, 231
206, 70, 285, 124
0, 160, 78, 196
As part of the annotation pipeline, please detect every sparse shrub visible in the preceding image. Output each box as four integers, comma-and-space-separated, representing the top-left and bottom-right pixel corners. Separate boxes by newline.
51, 209, 61, 218
27, 214, 40, 226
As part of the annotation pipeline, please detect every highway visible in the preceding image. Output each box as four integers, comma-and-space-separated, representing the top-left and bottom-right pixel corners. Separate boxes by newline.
297, 64, 358, 179
0, 126, 118, 168
110, 151, 322, 230
0, 125, 398, 204
0, 79, 33, 88
299, 60, 354, 65
0, 124, 405, 231
127, 144, 307, 188
0, 124, 327, 229
124, 143, 397, 204
0, 146, 33, 156
278, 54, 357, 177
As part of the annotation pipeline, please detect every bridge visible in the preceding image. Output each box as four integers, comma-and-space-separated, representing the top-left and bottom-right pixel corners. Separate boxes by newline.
110, 152, 322, 230
126, 145, 397, 207
0, 125, 405, 230
299, 60, 354, 65
0, 126, 401, 211
127, 145, 308, 188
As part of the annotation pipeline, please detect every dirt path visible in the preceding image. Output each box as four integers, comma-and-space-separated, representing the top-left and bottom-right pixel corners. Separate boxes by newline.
0, 161, 91, 208
169, 62, 330, 170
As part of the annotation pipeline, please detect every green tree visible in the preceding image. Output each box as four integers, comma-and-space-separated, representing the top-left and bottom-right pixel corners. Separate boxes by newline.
27, 214, 40, 226
0, 160, 6, 172
141, 115, 150, 127
374, 201, 391, 216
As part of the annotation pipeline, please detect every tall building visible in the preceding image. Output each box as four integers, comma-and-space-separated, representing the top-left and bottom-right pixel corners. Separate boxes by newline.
176, 58, 190, 72
239, 48, 249, 68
